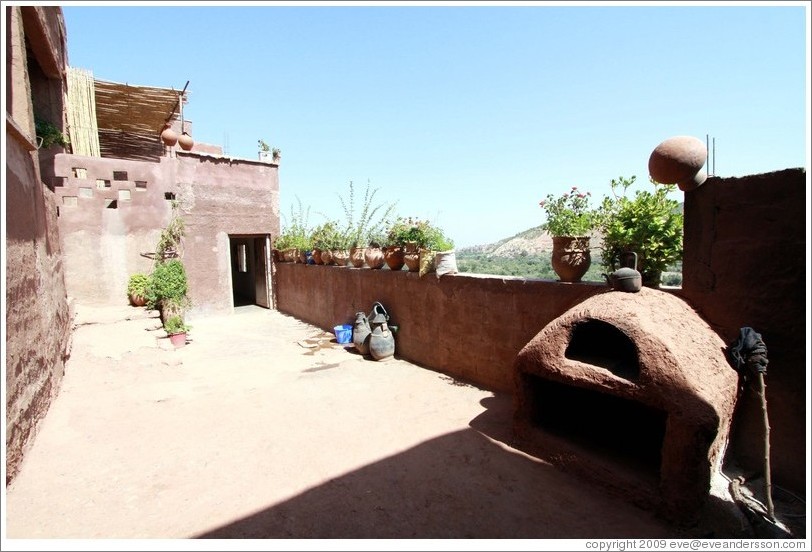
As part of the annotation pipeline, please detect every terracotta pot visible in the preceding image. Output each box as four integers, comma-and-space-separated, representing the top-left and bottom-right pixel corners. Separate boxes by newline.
320, 249, 333, 265
312, 248, 324, 265
551, 236, 591, 283
178, 132, 194, 151
383, 246, 405, 271
168, 332, 187, 348
129, 294, 146, 307
160, 125, 178, 147
331, 249, 350, 266
350, 247, 366, 268
364, 246, 385, 269
403, 243, 420, 272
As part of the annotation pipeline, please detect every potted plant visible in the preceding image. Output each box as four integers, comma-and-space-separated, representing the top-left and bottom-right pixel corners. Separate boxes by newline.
539, 186, 595, 282
338, 180, 397, 268
163, 314, 191, 348
155, 201, 185, 261
145, 259, 190, 324
35, 115, 70, 150
364, 229, 387, 270
276, 197, 311, 263
595, 175, 683, 288
126, 273, 150, 307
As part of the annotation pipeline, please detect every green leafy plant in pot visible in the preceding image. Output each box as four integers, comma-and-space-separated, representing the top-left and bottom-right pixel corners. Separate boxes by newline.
163, 314, 191, 347
539, 186, 595, 283
146, 259, 190, 323
126, 273, 150, 307
595, 175, 683, 288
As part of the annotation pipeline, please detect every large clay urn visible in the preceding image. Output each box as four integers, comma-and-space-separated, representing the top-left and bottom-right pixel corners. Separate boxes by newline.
352, 311, 372, 355
648, 135, 708, 191
551, 236, 591, 283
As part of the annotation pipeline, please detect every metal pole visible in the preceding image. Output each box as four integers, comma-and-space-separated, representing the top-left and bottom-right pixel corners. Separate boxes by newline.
712, 137, 716, 176
706, 134, 710, 175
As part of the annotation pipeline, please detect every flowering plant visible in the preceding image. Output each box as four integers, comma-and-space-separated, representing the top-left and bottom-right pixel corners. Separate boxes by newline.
539, 186, 594, 237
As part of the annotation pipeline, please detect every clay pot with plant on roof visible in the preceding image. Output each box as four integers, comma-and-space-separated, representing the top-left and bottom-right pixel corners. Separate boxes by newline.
539, 186, 595, 283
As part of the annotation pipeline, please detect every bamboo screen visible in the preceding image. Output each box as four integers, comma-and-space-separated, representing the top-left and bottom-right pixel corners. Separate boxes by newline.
66, 66, 100, 157
66, 69, 188, 161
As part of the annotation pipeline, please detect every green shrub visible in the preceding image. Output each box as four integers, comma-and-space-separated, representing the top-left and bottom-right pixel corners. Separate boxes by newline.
146, 259, 188, 310
163, 314, 190, 335
595, 176, 683, 287
126, 273, 150, 298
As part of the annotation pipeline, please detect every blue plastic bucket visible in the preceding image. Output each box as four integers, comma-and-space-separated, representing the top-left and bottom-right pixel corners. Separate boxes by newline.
333, 324, 353, 344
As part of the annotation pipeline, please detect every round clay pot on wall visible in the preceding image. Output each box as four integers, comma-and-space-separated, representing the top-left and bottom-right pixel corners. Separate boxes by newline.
383, 246, 405, 271
178, 132, 194, 151
551, 236, 591, 283
648, 135, 708, 192
364, 246, 386, 269
160, 124, 178, 147
350, 247, 367, 268
331, 249, 350, 267
403, 243, 420, 272
320, 249, 334, 265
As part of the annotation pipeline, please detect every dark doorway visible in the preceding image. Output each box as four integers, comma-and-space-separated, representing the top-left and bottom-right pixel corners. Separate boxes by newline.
229, 235, 270, 309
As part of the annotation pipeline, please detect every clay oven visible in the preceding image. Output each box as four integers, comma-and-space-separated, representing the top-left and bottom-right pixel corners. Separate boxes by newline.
513, 288, 739, 523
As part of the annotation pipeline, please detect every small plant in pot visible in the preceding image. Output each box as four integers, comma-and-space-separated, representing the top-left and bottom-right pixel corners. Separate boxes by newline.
126, 273, 150, 307
163, 314, 191, 348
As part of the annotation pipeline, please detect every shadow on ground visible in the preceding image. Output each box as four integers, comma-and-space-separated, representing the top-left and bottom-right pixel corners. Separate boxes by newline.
198, 395, 683, 539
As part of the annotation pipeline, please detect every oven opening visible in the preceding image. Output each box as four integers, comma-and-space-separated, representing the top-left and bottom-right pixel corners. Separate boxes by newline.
565, 319, 640, 380
526, 375, 666, 479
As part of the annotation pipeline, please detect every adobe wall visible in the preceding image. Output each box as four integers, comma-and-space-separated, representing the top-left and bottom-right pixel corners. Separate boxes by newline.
275, 266, 605, 392
679, 168, 808, 495
5, 6, 72, 485
176, 153, 280, 318
52, 154, 174, 305
50, 152, 280, 315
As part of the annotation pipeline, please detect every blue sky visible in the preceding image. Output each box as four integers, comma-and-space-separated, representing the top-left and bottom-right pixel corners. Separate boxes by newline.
62, 2, 810, 248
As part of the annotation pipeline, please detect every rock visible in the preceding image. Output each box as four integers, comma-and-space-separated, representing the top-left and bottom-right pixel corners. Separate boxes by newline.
649, 135, 708, 190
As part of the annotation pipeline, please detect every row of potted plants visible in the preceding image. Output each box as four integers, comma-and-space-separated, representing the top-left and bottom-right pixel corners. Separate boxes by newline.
273, 181, 456, 275
539, 176, 683, 287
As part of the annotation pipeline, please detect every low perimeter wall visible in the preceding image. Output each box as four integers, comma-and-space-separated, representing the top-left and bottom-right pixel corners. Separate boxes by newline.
275, 266, 606, 393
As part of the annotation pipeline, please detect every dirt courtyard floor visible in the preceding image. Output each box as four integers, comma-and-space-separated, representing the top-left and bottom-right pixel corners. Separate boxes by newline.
6, 304, 722, 546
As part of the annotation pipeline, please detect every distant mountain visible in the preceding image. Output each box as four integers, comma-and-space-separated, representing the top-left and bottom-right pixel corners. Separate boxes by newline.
460, 201, 683, 259
460, 226, 603, 258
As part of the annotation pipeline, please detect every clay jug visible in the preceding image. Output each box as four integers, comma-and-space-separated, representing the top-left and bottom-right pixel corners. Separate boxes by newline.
368, 302, 395, 361
352, 312, 371, 355
160, 124, 178, 147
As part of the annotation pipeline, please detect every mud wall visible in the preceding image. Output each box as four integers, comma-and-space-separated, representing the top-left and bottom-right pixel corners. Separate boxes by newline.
679, 168, 807, 495
51, 152, 280, 316
176, 153, 280, 317
275, 267, 605, 393
5, 5, 72, 485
